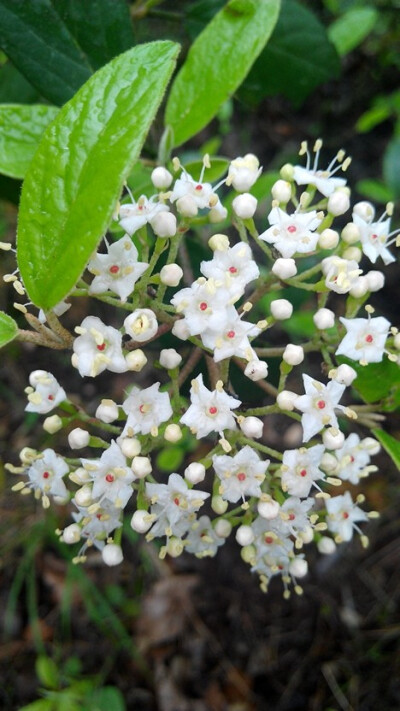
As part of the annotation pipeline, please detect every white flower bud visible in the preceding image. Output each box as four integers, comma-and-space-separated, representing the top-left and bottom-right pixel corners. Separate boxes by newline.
131, 509, 154, 533
151, 211, 177, 238
131, 456, 152, 479
62, 523, 81, 544
343, 246, 362, 262
160, 263, 183, 286
151, 166, 173, 189
209, 205, 228, 222
166, 537, 184, 558
366, 270, 384, 292
349, 276, 369, 298
277, 390, 298, 411
320, 453, 338, 473
241, 545, 256, 563
353, 201, 375, 222
232, 193, 257, 219
68, 428, 90, 450
395, 333, 400, 350
125, 349, 148, 372
184, 462, 206, 484
271, 179, 292, 203
70, 466, 91, 484
318, 228, 339, 249
244, 359, 268, 381
164, 424, 182, 442
239, 416, 264, 439
341, 222, 360, 244
235, 524, 254, 546
74, 484, 93, 507
280, 163, 294, 181
43, 414, 63, 434
211, 495, 228, 514
208, 233, 230, 251
270, 299, 293, 320
96, 399, 119, 423
120, 437, 141, 458
283, 344, 304, 366
327, 189, 350, 216
159, 348, 182, 369
361, 437, 381, 455
228, 154, 261, 192
322, 427, 345, 450
317, 536, 336, 555
289, 558, 308, 578
300, 526, 314, 544
214, 519, 232, 538
313, 308, 335, 330
19, 447, 37, 465
331, 363, 357, 386
177, 195, 198, 217
102, 543, 123, 566
172, 319, 190, 341
124, 309, 158, 342
257, 498, 280, 520
272, 257, 297, 279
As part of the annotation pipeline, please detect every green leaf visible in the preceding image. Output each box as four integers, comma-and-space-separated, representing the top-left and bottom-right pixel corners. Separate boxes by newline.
0, 0, 92, 105
338, 357, 400, 411
36, 655, 59, 689
17, 41, 180, 310
372, 429, 400, 471
156, 446, 184, 472
165, 0, 280, 146
383, 136, 400, 199
0, 59, 40, 104
0, 310, 18, 347
181, 157, 229, 183
50, 0, 135, 70
356, 178, 394, 204
89, 687, 126, 711
240, 0, 340, 106
0, 104, 59, 179
328, 7, 378, 56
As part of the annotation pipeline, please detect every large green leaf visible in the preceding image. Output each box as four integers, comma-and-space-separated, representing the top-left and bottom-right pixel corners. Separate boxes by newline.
338, 357, 400, 411
372, 429, 400, 471
240, 0, 340, 106
0, 310, 18, 347
383, 136, 400, 200
51, 0, 135, 70
165, 0, 281, 147
0, 104, 59, 179
0, 0, 92, 105
17, 41, 180, 310
0, 59, 40, 104
328, 7, 378, 56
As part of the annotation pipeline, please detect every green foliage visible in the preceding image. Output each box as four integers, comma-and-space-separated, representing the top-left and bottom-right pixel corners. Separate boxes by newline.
165, 0, 281, 146
36, 655, 59, 690
339, 357, 400, 411
239, 0, 340, 106
156, 445, 185, 472
0, 310, 18, 347
356, 178, 394, 205
182, 156, 229, 183
17, 41, 180, 310
372, 429, 400, 471
383, 136, 400, 199
328, 7, 378, 56
0, 104, 59, 178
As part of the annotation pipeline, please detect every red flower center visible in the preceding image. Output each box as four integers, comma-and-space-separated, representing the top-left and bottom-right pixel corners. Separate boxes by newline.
227, 330, 235, 339
300, 469, 307, 477
265, 536, 274, 544
199, 302, 208, 311
109, 265, 119, 274
174, 497, 180, 506
365, 334, 373, 343
48, 394, 54, 400
105, 473, 114, 483
343, 512, 349, 519
208, 406, 218, 415
288, 513, 295, 521
237, 472, 246, 482
317, 400, 326, 409
42, 471, 50, 479
195, 184, 203, 191
371, 233, 378, 240
97, 343, 106, 351
287, 225, 297, 233
229, 266, 237, 274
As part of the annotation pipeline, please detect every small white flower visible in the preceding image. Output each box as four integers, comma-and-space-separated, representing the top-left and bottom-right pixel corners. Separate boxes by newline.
333, 433, 375, 485
180, 374, 241, 439
122, 382, 173, 436
336, 315, 391, 364
146, 473, 209, 539
293, 141, 348, 197
72, 500, 122, 550
200, 242, 259, 299
201, 310, 260, 363
295, 374, 346, 442
227, 154, 262, 192
119, 195, 171, 235
88, 236, 148, 302
124, 308, 158, 342
72, 316, 127, 378
81, 441, 134, 509
171, 280, 233, 336
170, 158, 225, 218
281, 444, 325, 497
213, 446, 269, 503
326, 491, 368, 541
185, 516, 225, 558
353, 209, 397, 265
322, 256, 362, 294
25, 449, 69, 500
25, 370, 66, 414
259, 207, 322, 259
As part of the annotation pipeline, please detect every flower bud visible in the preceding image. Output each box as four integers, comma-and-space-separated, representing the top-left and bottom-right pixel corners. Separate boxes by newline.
232, 193, 257, 219
215, 519, 232, 538
276, 390, 298, 411
244, 359, 268, 381
159, 348, 182, 369
228, 154, 261, 192
19, 447, 37, 465
283, 344, 304, 366
395, 333, 400, 350
280, 163, 294, 181
272, 257, 297, 279
270, 299, 293, 320
184, 462, 206, 484
177, 195, 198, 217
172, 319, 190, 341
131, 509, 154, 533
236, 525, 254, 546
164, 424, 182, 442
125, 349, 148, 372
349, 276, 369, 298
257, 497, 280, 520
120, 437, 141, 458
166, 537, 184, 558
331, 363, 357, 386
317, 536, 336, 555
323, 427, 345, 450
353, 201, 375, 222
320, 453, 338, 473
366, 270, 384, 292
102, 543, 123, 566
289, 558, 308, 578
271, 179, 292, 203
209, 204, 228, 222
124, 309, 158, 342
151, 211, 177, 238
151, 166, 173, 189
313, 308, 335, 330
160, 263, 183, 286
318, 228, 339, 249
341, 222, 360, 244
343, 246, 362, 262
68, 428, 90, 450
208, 233, 230, 251
62, 523, 81, 544
70, 467, 91, 484
74, 484, 93, 507
327, 189, 350, 216
300, 526, 314, 544
131, 456, 152, 479
239, 416, 264, 439
96, 399, 119, 423
211, 495, 228, 514
361, 437, 381, 455
241, 545, 256, 564
43, 414, 63, 434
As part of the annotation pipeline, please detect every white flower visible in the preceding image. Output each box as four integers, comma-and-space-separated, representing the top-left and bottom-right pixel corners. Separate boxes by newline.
279, 497, 315, 537
185, 516, 225, 558
326, 492, 368, 541
25, 449, 69, 500
281, 444, 325, 497
352, 210, 396, 265
25, 370, 66, 414
88, 236, 148, 302
295, 374, 346, 442
72, 316, 127, 378
336, 315, 391, 364
212, 446, 268, 503
170, 159, 225, 218
118, 195, 171, 235
259, 207, 322, 258
81, 441, 134, 509
171, 280, 233, 336
332, 433, 376, 485
72, 500, 122, 550
180, 374, 241, 439
201, 310, 260, 362
122, 382, 173, 436
124, 308, 158, 342
146, 473, 209, 538
200, 242, 259, 298
322, 256, 362, 294
227, 154, 262, 192
293, 141, 348, 197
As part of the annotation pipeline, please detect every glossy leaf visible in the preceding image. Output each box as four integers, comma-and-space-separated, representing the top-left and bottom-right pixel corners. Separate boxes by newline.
0, 60, 40, 104
338, 357, 400, 410
0, 104, 59, 179
383, 136, 400, 199
240, 0, 340, 106
372, 429, 400, 471
0, 0, 92, 105
328, 7, 378, 56
0, 310, 18, 348
165, 0, 281, 146
17, 41, 180, 310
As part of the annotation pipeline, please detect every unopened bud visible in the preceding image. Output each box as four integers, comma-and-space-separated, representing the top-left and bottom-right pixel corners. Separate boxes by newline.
102, 543, 123, 566
271, 179, 292, 203
353, 201, 375, 222
131, 509, 153, 533
184, 462, 206, 484
215, 519, 232, 538
236, 525, 254, 546
270, 299, 293, 320
327, 189, 350, 216
341, 222, 360, 244
125, 349, 148, 372
317, 536, 336, 554
318, 228, 339, 249
239, 416, 264, 439
151, 211, 177, 238
96, 399, 119, 423
62, 523, 81, 544
211, 495, 228, 514
272, 257, 297, 279
131, 456, 152, 479
232, 193, 257, 219
257, 497, 280, 520
68, 428, 90, 449
43, 414, 63, 434
208, 233, 230, 251
244, 359, 268, 381
277, 390, 298, 411
159, 348, 182, 369
119, 437, 141, 458
313, 308, 335, 330
151, 166, 173, 189
283, 344, 304, 366
164, 424, 182, 442
160, 263, 183, 286
323, 427, 345, 450
176, 195, 198, 217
